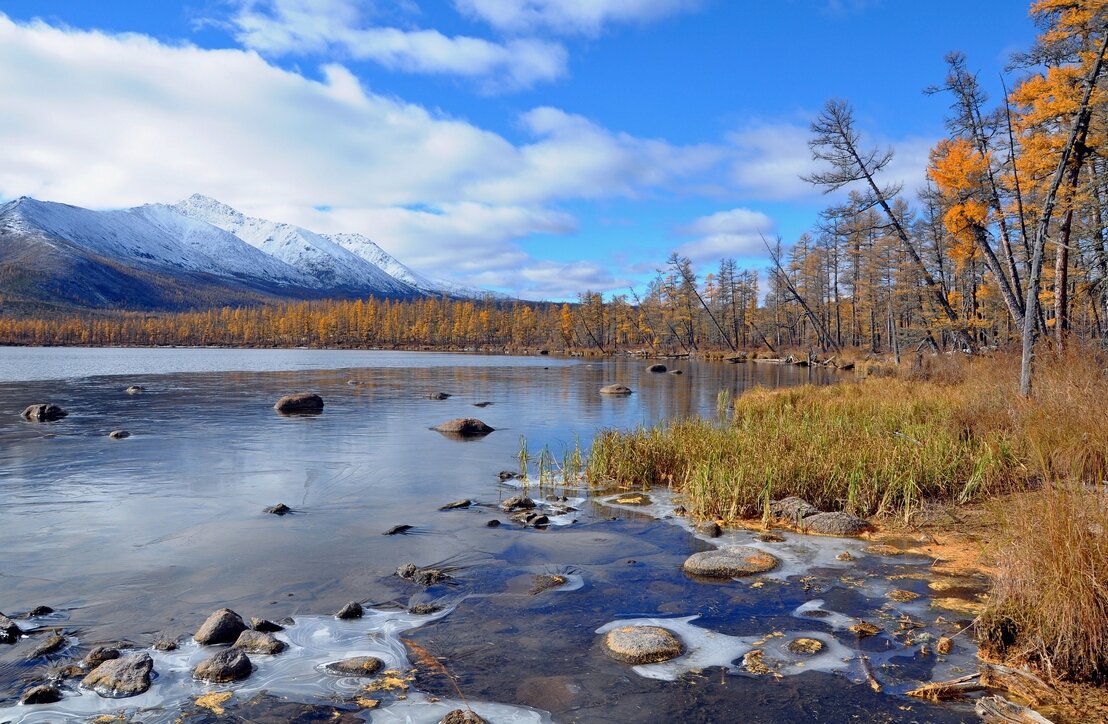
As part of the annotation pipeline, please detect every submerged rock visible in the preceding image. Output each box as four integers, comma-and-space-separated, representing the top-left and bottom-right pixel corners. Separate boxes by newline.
273, 393, 324, 414
395, 564, 451, 586
25, 605, 54, 617
83, 646, 120, 669
20, 684, 62, 705
647, 363, 667, 373
233, 630, 286, 655
849, 621, 881, 638
485, 519, 501, 528
426, 392, 452, 400
473, 401, 493, 408
384, 524, 413, 535
263, 502, 292, 515
529, 574, 569, 595
108, 430, 130, 440
434, 418, 494, 435
408, 603, 442, 615
324, 656, 383, 677
440, 499, 471, 510
194, 608, 247, 645
0, 613, 22, 644
510, 510, 549, 528
335, 601, 363, 620
81, 653, 154, 698
194, 648, 251, 683
21, 404, 67, 422
603, 625, 683, 664
26, 634, 66, 658
441, 710, 488, 724
682, 546, 779, 578
801, 511, 871, 536
124, 385, 144, 395
669, 369, 684, 375
786, 637, 825, 655
770, 496, 819, 520
497, 470, 520, 481
153, 635, 179, 651
599, 384, 632, 395
756, 532, 786, 543
610, 492, 652, 506
500, 495, 536, 512
250, 617, 284, 633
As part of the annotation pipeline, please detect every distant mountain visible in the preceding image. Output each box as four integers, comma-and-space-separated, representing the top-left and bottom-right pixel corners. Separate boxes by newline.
0, 194, 500, 312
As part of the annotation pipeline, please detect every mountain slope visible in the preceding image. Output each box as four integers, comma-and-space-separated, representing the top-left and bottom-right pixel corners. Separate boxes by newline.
171, 195, 419, 297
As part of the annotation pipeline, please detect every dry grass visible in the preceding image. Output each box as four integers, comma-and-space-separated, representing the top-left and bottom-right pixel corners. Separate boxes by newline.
978, 483, 1108, 683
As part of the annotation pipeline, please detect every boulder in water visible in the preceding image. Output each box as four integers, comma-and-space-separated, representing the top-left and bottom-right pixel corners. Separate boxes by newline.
20, 684, 62, 705
193, 648, 251, 683
599, 384, 632, 396
647, 363, 667, 373
21, 404, 67, 422
0, 613, 22, 644
603, 625, 683, 664
500, 495, 536, 512
108, 430, 130, 440
441, 710, 488, 724
694, 521, 722, 538
124, 386, 144, 395
324, 656, 383, 677
81, 653, 154, 697
384, 524, 413, 535
335, 601, 363, 620
194, 608, 246, 645
250, 617, 284, 633
770, 496, 819, 520
440, 499, 471, 510
233, 629, 286, 655
433, 418, 494, 435
427, 391, 452, 400
263, 502, 292, 515
83, 646, 120, 669
682, 546, 779, 578
273, 393, 324, 415
26, 634, 66, 658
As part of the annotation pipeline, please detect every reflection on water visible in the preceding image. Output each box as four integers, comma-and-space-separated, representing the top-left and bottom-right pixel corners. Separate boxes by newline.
0, 349, 975, 722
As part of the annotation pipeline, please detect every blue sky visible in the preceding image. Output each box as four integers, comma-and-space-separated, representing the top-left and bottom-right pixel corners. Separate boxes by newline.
0, 0, 1036, 299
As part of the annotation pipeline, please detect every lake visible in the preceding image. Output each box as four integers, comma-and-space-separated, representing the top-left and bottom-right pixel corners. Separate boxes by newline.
0, 347, 978, 723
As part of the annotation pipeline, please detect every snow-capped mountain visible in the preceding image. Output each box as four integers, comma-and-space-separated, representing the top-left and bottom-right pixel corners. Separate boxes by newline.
171, 195, 417, 297
0, 194, 500, 311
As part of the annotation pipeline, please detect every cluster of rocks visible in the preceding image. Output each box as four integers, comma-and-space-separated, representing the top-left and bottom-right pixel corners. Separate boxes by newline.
768, 496, 871, 536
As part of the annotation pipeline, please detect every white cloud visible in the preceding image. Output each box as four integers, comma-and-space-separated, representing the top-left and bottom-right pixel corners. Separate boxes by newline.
0, 14, 710, 298
454, 0, 700, 35
232, 0, 567, 90
464, 260, 631, 299
675, 207, 774, 264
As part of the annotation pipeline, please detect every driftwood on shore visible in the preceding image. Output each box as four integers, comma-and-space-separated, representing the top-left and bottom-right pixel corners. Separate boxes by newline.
906, 663, 1057, 722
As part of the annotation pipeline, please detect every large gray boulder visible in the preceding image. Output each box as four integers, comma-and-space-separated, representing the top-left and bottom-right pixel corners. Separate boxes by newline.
194, 608, 247, 645
193, 648, 252, 683
21, 404, 67, 422
273, 393, 324, 414
603, 625, 683, 664
770, 496, 819, 520
801, 511, 871, 537
81, 653, 154, 698
683, 546, 779, 578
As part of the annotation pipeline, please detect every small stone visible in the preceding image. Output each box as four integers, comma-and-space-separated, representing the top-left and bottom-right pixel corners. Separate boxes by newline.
801, 511, 871, 537
124, 386, 144, 395
936, 636, 953, 655
426, 392, 451, 400
440, 710, 488, 724
603, 625, 683, 664
757, 532, 786, 543
647, 363, 667, 373
769, 496, 819, 520
486, 519, 501, 528
26, 606, 54, 617
20, 684, 62, 704
250, 617, 284, 633
669, 369, 684, 375
836, 551, 855, 561
501, 495, 536, 512
273, 393, 324, 414
529, 574, 568, 595
434, 418, 494, 435
233, 630, 286, 655
0, 613, 23, 644
408, 603, 442, 615
153, 635, 179, 651
384, 524, 413, 535
599, 384, 632, 395
193, 648, 251, 683
682, 547, 779, 578
412, 568, 450, 585
336, 601, 363, 620
194, 608, 247, 645
21, 404, 67, 422
440, 499, 471, 510
324, 656, 383, 677
263, 503, 291, 515
786, 637, 825, 655
887, 589, 921, 603
497, 470, 520, 480
83, 646, 120, 669
695, 521, 722, 538
108, 430, 130, 439
26, 634, 66, 658
81, 653, 154, 697
849, 621, 881, 638
473, 401, 493, 408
